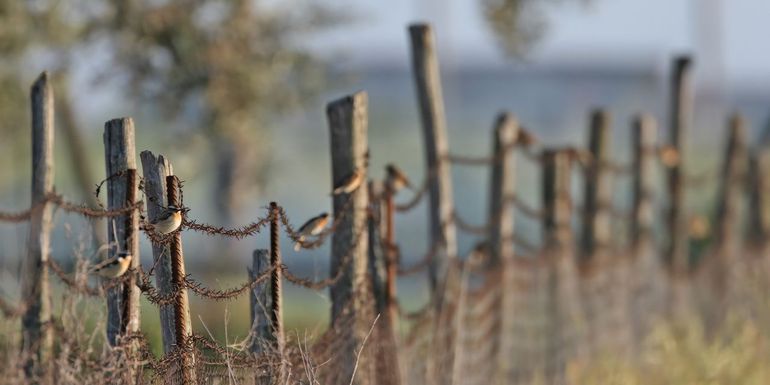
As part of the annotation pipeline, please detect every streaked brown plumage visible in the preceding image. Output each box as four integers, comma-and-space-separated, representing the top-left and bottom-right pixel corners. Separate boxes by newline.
332, 169, 363, 195
385, 164, 412, 193
91, 252, 133, 278
294, 213, 330, 251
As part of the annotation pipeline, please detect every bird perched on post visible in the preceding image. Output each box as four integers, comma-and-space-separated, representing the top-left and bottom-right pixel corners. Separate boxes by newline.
149, 205, 185, 234
385, 164, 412, 194
294, 213, 330, 251
91, 251, 133, 278
332, 169, 363, 195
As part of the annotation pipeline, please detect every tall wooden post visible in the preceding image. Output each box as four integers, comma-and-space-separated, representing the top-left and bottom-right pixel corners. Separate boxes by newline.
543, 149, 573, 251
667, 56, 694, 273
749, 148, 770, 250
715, 114, 748, 250
103, 118, 141, 347
166, 175, 195, 384
409, 23, 457, 293
249, 249, 272, 385
268, 202, 285, 381
542, 149, 578, 381
488, 113, 518, 264
581, 109, 612, 259
488, 113, 518, 382
22, 72, 54, 380
327, 92, 372, 385
631, 114, 657, 247
139, 151, 176, 352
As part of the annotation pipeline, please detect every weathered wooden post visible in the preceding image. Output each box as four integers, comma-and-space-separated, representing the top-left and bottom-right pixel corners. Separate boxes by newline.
140, 152, 195, 383
103, 118, 141, 348
409, 23, 457, 293
631, 114, 657, 247
368, 181, 389, 317
488, 113, 518, 264
268, 202, 285, 381
666, 56, 694, 274
21, 72, 54, 380
581, 109, 612, 259
715, 114, 748, 251
249, 249, 273, 385
749, 148, 770, 250
139, 152, 176, 351
543, 149, 573, 251
327, 92, 372, 385
542, 148, 581, 382
487, 113, 519, 382
166, 175, 195, 383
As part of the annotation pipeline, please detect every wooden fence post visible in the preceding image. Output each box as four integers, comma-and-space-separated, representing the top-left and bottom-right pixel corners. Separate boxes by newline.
326, 92, 372, 385
631, 114, 657, 247
543, 149, 573, 251
541, 148, 579, 382
715, 113, 748, 251
249, 248, 273, 385
268, 202, 285, 380
488, 113, 518, 264
667, 56, 694, 274
103, 118, 140, 348
166, 175, 195, 384
487, 113, 518, 382
139, 152, 176, 352
749, 148, 770, 250
409, 23, 457, 293
581, 109, 612, 259
22, 72, 54, 380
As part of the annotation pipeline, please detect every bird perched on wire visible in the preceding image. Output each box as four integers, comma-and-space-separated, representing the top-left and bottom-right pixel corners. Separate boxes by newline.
91, 251, 133, 279
294, 213, 330, 251
149, 205, 185, 234
385, 164, 412, 194
332, 169, 363, 195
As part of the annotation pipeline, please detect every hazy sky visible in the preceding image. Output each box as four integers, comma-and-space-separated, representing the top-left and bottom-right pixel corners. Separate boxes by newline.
309, 0, 769, 86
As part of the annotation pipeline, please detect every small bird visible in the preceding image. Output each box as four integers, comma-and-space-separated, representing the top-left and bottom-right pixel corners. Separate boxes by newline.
332, 169, 363, 195
150, 205, 184, 234
294, 213, 330, 251
385, 164, 412, 193
517, 127, 538, 147
91, 252, 133, 279
658, 145, 681, 168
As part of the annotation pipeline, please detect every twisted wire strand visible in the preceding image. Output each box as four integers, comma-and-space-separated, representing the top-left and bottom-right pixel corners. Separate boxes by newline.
182, 215, 272, 239
452, 211, 491, 235
397, 242, 438, 276
183, 267, 275, 301
503, 194, 545, 219
0, 193, 143, 223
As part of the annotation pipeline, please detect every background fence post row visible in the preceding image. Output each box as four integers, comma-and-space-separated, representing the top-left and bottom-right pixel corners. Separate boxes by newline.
582, 109, 612, 260
139, 151, 177, 353
749, 146, 770, 251
667, 56, 694, 274
326, 92, 373, 385
103, 118, 141, 349
21, 71, 54, 381
543, 149, 573, 251
409, 23, 457, 295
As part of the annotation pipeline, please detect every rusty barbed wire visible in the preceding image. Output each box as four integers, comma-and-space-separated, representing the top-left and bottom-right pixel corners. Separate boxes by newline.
503, 194, 544, 219
46, 258, 135, 297
452, 211, 491, 235
183, 267, 275, 301
397, 242, 439, 276
0, 193, 143, 223
182, 216, 272, 239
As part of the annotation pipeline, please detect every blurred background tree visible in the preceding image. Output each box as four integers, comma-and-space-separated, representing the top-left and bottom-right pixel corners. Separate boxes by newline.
101, 0, 340, 224
0, 0, 339, 226
482, 0, 589, 57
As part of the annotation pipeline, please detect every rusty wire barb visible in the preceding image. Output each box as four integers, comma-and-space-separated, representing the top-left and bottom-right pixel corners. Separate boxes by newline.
0, 192, 144, 223
183, 267, 275, 301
